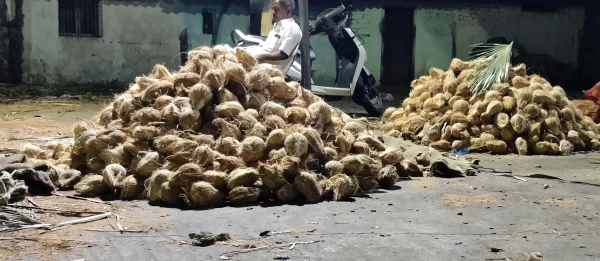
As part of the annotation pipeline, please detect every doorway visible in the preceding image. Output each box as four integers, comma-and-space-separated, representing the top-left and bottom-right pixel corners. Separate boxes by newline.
0, 0, 23, 84
381, 7, 414, 96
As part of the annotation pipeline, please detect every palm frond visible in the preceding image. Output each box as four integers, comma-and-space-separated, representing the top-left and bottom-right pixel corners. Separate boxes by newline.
467, 42, 514, 94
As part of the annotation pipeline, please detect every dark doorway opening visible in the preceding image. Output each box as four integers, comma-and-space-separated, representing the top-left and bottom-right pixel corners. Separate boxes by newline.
1, 0, 23, 84
380, 7, 414, 97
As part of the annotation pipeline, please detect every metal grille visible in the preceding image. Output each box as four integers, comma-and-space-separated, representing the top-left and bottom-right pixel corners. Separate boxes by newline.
58, 0, 101, 37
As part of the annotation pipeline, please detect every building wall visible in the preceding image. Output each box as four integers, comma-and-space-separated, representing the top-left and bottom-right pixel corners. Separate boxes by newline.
0, 0, 9, 82
21, 0, 249, 88
413, 6, 585, 78
347, 3, 585, 84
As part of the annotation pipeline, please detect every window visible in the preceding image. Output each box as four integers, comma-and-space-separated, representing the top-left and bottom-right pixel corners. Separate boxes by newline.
202, 10, 214, 35
59, 0, 101, 37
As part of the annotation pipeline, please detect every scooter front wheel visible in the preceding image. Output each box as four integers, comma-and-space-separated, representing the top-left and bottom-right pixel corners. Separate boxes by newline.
361, 85, 384, 117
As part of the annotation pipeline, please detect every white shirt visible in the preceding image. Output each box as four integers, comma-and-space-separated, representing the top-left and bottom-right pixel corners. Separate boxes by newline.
259, 18, 302, 72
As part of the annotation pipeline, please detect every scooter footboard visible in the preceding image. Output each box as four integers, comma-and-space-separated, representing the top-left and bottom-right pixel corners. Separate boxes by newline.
310, 85, 352, 96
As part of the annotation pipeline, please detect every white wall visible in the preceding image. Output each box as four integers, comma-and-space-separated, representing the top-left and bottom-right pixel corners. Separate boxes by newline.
21, 0, 250, 87
413, 6, 585, 78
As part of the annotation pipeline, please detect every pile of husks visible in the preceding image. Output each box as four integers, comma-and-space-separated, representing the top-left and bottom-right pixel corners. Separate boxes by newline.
380, 59, 600, 155
22, 46, 408, 208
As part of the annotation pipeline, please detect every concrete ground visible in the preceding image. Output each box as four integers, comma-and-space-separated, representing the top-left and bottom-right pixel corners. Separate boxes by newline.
1, 100, 600, 261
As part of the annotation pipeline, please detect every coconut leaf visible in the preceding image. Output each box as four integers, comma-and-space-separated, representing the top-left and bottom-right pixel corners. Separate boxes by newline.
468, 42, 514, 94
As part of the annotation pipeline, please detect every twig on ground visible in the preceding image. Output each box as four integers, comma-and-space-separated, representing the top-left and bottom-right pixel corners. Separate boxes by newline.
52, 192, 112, 205
7, 204, 106, 215
84, 229, 146, 233
221, 240, 322, 257
26, 198, 41, 207
115, 214, 124, 233
50, 212, 112, 231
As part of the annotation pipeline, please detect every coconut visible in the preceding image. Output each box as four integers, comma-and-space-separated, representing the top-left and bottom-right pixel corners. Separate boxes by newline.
356, 135, 386, 152
218, 87, 239, 103
484, 101, 503, 117
245, 91, 268, 109
98, 107, 117, 126
229, 186, 260, 204
430, 140, 452, 151
533, 141, 557, 155
512, 76, 530, 88
486, 140, 508, 155
522, 104, 540, 119
191, 145, 214, 167
74, 174, 107, 197
302, 128, 325, 157
131, 126, 159, 141
588, 139, 600, 151
324, 161, 345, 177
293, 172, 322, 203
451, 123, 470, 139
146, 170, 171, 202
258, 163, 285, 190
533, 90, 556, 105
559, 140, 574, 156
215, 101, 245, 118
500, 126, 517, 141
443, 72, 459, 95
267, 77, 297, 101
452, 99, 469, 115
450, 112, 468, 125
237, 112, 258, 130
132, 151, 162, 177
215, 137, 241, 156
247, 122, 268, 139
502, 96, 516, 113
285, 107, 310, 125
187, 181, 225, 208
99, 145, 130, 166
118, 175, 142, 200
378, 148, 403, 165
266, 129, 287, 149
161, 103, 181, 128
514, 137, 528, 155
543, 116, 560, 136
280, 156, 301, 181
495, 113, 510, 129
158, 182, 182, 205
323, 147, 338, 161
235, 47, 257, 69
284, 133, 309, 157
259, 101, 285, 119
167, 139, 199, 164
246, 109, 259, 119
510, 114, 528, 134
329, 174, 358, 201
21, 143, 43, 159
188, 83, 213, 111
214, 154, 246, 172
351, 141, 371, 154
102, 164, 127, 190
308, 101, 333, 127
382, 107, 396, 122
276, 184, 299, 203
560, 108, 575, 122
202, 69, 227, 90
377, 165, 398, 189
240, 136, 266, 163
450, 58, 466, 73
451, 140, 469, 151
484, 91, 503, 103
527, 122, 542, 144
515, 89, 533, 110
73, 121, 93, 138
173, 72, 202, 88
169, 163, 203, 188
356, 177, 378, 191
154, 95, 174, 111
142, 80, 175, 101
263, 115, 286, 131
213, 118, 242, 140
227, 168, 259, 189
179, 106, 201, 131
246, 67, 270, 92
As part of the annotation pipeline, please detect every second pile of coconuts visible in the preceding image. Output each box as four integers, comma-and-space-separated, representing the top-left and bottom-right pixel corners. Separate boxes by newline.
28, 46, 409, 208
379, 58, 600, 155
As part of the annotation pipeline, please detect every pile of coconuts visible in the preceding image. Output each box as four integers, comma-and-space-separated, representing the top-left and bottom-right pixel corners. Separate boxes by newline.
22, 46, 413, 209
379, 59, 600, 156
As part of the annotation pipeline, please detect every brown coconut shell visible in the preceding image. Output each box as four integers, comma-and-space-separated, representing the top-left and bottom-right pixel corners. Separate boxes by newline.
229, 186, 260, 205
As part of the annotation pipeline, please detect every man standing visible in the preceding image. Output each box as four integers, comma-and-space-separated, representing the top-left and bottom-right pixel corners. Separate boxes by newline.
252, 0, 302, 73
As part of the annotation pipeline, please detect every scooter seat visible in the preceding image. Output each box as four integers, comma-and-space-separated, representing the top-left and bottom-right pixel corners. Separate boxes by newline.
243, 34, 316, 62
